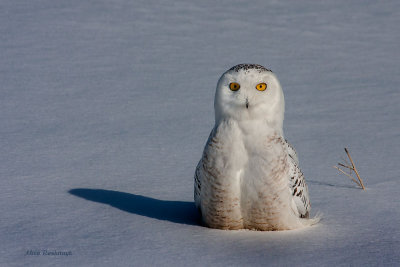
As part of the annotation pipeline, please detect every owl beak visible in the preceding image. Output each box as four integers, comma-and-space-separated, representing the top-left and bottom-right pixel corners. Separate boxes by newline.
245, 98, 249, 109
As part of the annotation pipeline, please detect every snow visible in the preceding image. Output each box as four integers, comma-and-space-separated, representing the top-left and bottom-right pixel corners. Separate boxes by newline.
1, 0, 399, 266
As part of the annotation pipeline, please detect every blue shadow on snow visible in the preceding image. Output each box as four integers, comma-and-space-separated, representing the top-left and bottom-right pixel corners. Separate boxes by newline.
69, 188, 200, 226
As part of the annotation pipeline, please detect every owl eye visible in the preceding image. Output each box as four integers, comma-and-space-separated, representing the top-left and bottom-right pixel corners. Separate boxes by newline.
256, 83, 267, 91
229, 82, 240, 91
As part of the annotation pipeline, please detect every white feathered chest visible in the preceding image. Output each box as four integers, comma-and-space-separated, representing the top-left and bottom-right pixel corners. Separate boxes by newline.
194, 64, 316, 230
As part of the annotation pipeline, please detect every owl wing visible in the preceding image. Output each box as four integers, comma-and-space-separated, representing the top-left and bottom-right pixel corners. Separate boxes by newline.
286, 140, 311, 218
194, 158, 202, 211
194, 129, 215, 211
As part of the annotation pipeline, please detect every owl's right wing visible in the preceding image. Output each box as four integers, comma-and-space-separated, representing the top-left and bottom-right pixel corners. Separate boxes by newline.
194, 158, 202, 211
194, 129, 216, 211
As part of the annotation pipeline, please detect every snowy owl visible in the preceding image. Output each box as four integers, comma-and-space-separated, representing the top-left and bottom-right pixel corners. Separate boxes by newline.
194, 64, 317, 231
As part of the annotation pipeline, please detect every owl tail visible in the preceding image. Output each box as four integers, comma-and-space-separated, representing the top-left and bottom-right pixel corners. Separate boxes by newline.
300, 212, 322, 227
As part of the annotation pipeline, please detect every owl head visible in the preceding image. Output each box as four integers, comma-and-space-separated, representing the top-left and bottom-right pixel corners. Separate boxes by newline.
214, 64, 285, 131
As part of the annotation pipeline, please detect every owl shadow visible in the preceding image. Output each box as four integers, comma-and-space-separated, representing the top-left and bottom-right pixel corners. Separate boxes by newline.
69, 188, 200, 226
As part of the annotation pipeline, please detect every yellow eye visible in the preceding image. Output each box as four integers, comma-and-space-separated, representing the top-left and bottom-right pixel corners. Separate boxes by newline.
256, 83, 267, 91
229, 82, 240, 91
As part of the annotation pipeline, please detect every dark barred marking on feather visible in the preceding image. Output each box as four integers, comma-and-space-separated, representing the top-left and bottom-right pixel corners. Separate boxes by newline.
229, 64, 272, 73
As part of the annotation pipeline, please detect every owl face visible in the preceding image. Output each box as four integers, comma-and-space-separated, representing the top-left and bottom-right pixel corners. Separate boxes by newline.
214, 64, 285, 129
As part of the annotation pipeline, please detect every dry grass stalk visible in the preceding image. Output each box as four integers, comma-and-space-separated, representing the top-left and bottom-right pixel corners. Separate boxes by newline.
333, 148, 366, 190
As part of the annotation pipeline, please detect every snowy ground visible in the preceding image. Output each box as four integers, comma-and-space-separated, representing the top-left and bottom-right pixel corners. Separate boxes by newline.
1, 0, 399, 266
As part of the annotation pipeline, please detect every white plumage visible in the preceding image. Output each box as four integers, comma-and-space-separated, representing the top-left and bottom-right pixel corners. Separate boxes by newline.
194, 64, 317, 230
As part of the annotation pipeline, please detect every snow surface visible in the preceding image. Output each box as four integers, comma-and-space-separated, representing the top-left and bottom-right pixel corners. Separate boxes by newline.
1, 0, 399, 266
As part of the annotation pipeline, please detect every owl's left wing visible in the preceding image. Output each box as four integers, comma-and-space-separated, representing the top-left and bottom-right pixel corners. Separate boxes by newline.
286, 140, 311, 218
